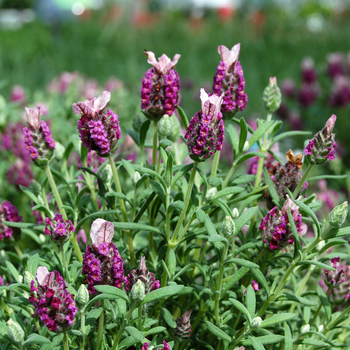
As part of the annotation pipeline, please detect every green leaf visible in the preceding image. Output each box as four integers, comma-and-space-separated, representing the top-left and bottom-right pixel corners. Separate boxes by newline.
136, 166, 167, 190
325, 226, 350, 239
112, 222, 161, 234
6, 261, 20, 281
284, 322, 292, 350
297, 260, 335, 271
282, 293, 317, 306
173, 264, 193, 281
261, 313, 297, 328
238, 117, 248, 153
139, 120, 151, 148
208, 234, 227, 243
27, 253, 40, 277
250, 268, 270, 297
127, 129, 140, 147
142, 285, 184, 305
299, 338, 327, 346
248, 336, 266, 350
209, 177, 222, 188
4, 221, 43, 232
232, 175, 256, 185
241, 335, 284, 346
287, 207, 302, 260
246, 285, 256, 318
263, 168, 279, 206
86, 294, 125, 310
227, 258, 259, 269
19, 184, 38, 204
211, 187, 244, 201
125, 326, 144, 341
196, 167, 208, 202
151, 180, 166, 204
161, 308, 177, 328
165, 153, 173, 187
222, 267, 249, 295
307, 174, 348, 182
205, 321, 232, 343
105, 191, 133, 206
226, 122, 239, 156
234, 207, 258, 233
93, 285, 129, 303
168, 249, 176, 277
177, 106, 189, 129
316, 285, 331, 322
75, 210, 119, 232
229, 298, 252, 324
248, 120, 275, 149
159, 139, 172, 148
23, 334, 51, 345
79, 166, 106, 185
294, 199, 321, 236
235, 152, 267, 166
171, 163, 193, 188
122, 159, 135, 178
271, 130, 312, 145
145, 326, 167, 336
168, 201, 184, 213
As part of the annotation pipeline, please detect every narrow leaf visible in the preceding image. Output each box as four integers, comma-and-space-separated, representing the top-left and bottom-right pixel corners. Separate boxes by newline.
261, 313, 297, 328
205, 321, 232, 343
142, 285, 184, 305
229, 298, 252, 324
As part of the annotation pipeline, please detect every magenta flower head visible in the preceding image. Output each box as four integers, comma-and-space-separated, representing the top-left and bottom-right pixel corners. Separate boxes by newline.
174, 310, 192, 342
141, 341, 171, 350
301, 57, 317, 84
29, 266, 78, 332
82, 219, 124, 294
141, 51, 181, 121
125, 256, 160, 294
0, 200, 22, 241
252, 281, 259, 291
185, 89, 225, 162
259, 195, 302, 251
7, 158, 33, 189
73, 91, 121, 157
304, 114, 337, 165
324, 257, 346, 288
23, 107, 55, 167
212, 43, 248, 119
44, 214, 75, 244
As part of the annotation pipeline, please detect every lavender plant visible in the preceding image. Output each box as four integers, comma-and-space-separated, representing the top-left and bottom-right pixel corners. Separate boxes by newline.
0, 44, 350, 350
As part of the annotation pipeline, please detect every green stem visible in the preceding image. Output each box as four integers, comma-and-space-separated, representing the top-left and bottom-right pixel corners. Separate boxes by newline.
97, 300, 104, 350
59, 241, 70, 282
214, 243, 229, 322
138, 306, 142, 331
80, 310, 86, 349
310, 288, 331, 327
293, 164, 314, 197
63, 331, 69, 350
14, 243, 23, 259
152, 120, 158, 168
111, 305, 136, 350
210, 151, 221, 179
127, 233, 135, 267
70, 235, 83, 263
222, 163, 236, 189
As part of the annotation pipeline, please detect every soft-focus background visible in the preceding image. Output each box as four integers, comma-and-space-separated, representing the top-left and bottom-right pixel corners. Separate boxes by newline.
0, 0, 350, 208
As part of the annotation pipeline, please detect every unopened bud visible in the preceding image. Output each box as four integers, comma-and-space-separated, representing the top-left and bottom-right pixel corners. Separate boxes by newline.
18, 275, 23, 283
263, 77, 282, 114
39, 234, 46, 244
168, 115, 181, 142
205, 188, 217, 202
251, 316, 262, 329
101, 164, 113, 185
76, 284, 89, 309
132, 114, 144, 133
158, 115, 171, 138
232, 208, 239, 218
301, 324, 310, 334
243, 140, 249, 152
133, 171, 141, 186
316, 240, 325, 251
329, 201, 348, 228
7, 319, 24, 343
54, 141, 65, 160
24, 271, 35, 288
131, 279, 146, 302
222, 216, 235, 239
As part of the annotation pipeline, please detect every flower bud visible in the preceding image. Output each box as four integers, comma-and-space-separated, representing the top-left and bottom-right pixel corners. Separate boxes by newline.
174, 310, 192, 342
101, 164, 113, 186
24, 271, 35, 288
222, 216, 235, 239
131, 279, 146, 302
329, 201, 348, 228
132, 114, 144, 133
168, 114, 181, 142
251, 316, 262, 329
54, 141, 65, 160
76, 284, 89, 309
232, 208, 239, 218
205, 188, 217, 202
133, 171, 141, 186
7, 319, 24, 343
158, 114, 171, 138
39, 234, 46, 244
263, 77, 282, 114
44, 214, 75, 244
300, 324, 310, 334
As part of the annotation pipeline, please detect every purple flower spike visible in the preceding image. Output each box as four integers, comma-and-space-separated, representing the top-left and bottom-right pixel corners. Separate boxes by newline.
0, 201, 22, 241
185, 89, 225, 162
212, 43, 248, 119
23, 107, 55, 167
29, 266, 78, 332
82, 219, 124, 294
259, 195, 302, 251
174, 310, 192, 341
44, 214, 75, 244
141, 51, 181, 121
125, 256, 160, 294
324, 257, 346, 288
304, 115, 337, 165
73, 92, 121, 157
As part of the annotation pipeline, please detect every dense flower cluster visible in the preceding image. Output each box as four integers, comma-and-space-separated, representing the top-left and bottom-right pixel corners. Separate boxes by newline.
259, 196, 302, 250
82, 219, 124, 294
141, 340, 171, 350
304, 114, 337, 164
44, 214, 75, 243
212, 44, 247, 119
23, 107, 55, 167
298, 57, 320, 107
29, 266, 78, 332
174, 310, 192, 341
185, 89, 224, 162
0, 201, 22, 241
73, 92, 121, 156
7, 159, 33, 188
125, 256, 160, 294
324, 257, 346, 288
141, 51, 181, 120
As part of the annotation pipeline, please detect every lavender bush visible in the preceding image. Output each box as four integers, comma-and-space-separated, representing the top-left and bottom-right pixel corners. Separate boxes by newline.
0, 45, 349, 350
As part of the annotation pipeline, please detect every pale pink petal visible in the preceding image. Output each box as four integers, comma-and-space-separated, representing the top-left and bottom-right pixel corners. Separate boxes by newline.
36, 266, 49, 285
218, 43, 240, 68
90, 219, 114, 246
94, 91, 111, 112
325, 114, 337, 135
25, 107, 41, 129
200, 88, 224, 120
72, 100, 95, 116
145, 51, 180, 75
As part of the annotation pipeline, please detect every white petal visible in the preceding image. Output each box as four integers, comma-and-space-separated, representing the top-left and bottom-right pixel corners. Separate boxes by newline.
218, 43, 240, 67
94, 91, 111, 112
36, 266, 49, 285
90, 219, 114, 245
